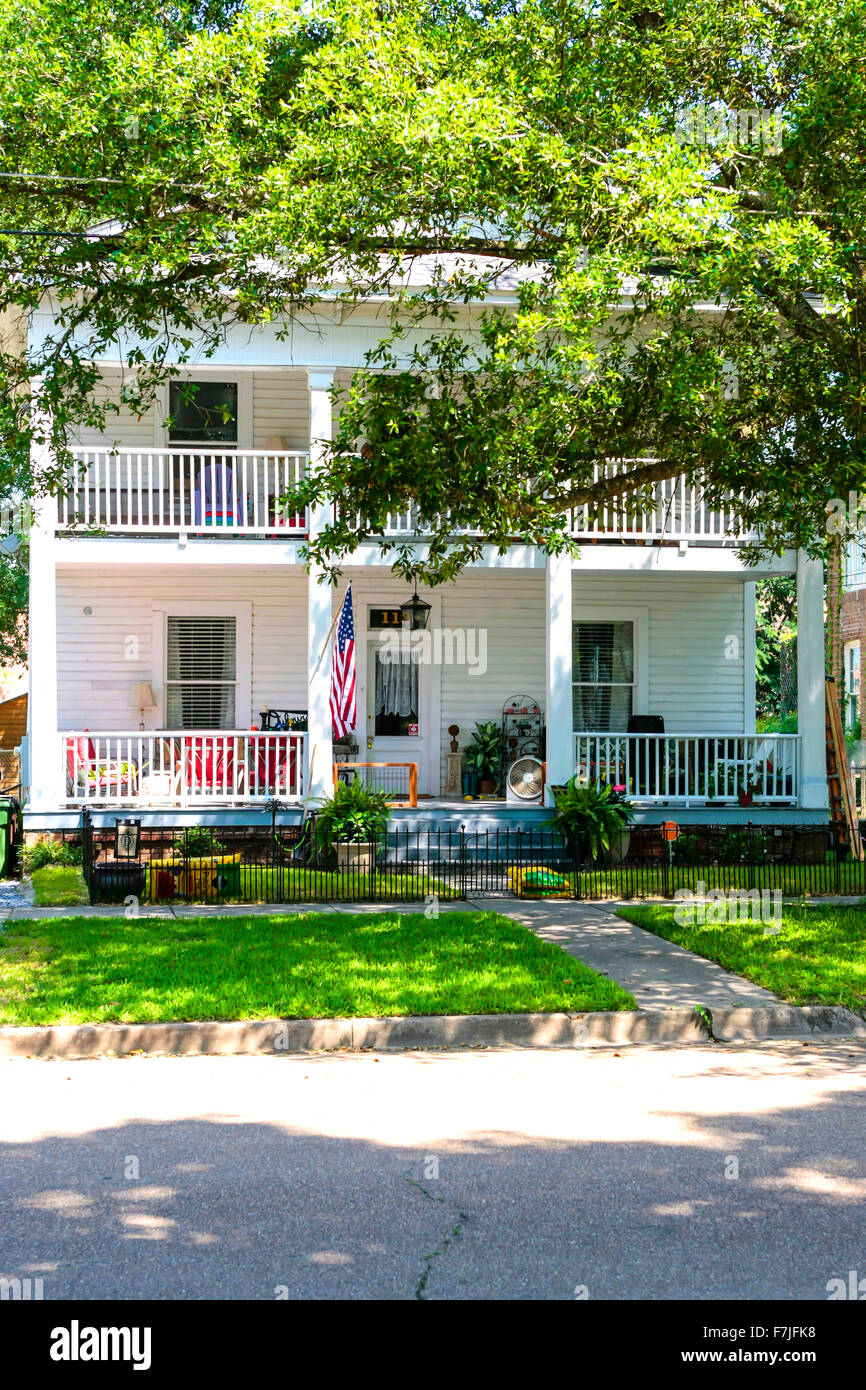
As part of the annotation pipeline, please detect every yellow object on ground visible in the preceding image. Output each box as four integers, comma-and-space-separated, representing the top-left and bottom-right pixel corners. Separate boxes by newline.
149, 852, 243, 900
507, 866, 571, 899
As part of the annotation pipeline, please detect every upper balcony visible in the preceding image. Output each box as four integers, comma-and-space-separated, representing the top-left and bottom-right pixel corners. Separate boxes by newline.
55, 447, 759, 547
56, 447, 309, 538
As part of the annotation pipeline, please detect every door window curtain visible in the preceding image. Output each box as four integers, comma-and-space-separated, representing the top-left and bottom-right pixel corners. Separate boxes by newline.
572, 621, 635, 730
374, 648, 418, 718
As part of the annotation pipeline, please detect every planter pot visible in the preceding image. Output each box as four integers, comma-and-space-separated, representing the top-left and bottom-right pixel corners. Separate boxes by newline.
479, 778, 496, 795
336, 841, 377, 873
90, 861, 145, 904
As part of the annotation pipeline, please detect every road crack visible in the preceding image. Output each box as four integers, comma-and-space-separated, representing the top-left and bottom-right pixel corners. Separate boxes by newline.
407, 1178, 469, 1300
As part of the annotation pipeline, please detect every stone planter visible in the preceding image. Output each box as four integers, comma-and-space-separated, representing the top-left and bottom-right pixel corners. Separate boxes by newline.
336, 841, 378, 873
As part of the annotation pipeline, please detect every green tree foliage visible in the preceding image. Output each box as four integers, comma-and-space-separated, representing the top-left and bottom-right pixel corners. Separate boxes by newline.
0, 0, 863, 581
755, 575, 797, 724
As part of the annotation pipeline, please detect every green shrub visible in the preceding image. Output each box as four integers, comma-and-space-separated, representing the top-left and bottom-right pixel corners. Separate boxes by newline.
23, 839, 83, 874
175, 827, 226, 859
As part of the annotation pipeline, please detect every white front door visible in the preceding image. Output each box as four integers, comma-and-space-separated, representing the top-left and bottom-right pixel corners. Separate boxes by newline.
357, 604, 439, 796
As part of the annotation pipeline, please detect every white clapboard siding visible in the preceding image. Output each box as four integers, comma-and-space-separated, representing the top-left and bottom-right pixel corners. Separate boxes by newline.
56, 566, 308, 731
252, 372, 314, 451
70, 371, 158, 450
570, 575, 745, 732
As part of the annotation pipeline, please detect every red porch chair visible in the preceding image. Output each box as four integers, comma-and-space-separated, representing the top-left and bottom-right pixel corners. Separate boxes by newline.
65, 733, 137, 797
184, 736, 238, 799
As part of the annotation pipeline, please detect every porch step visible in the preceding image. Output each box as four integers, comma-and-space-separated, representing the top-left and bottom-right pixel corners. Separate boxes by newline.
390, 803, 555, 836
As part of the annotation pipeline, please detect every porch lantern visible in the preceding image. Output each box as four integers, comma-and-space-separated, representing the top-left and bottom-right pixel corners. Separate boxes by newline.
129, 682, 156, 731
400, 580, 432, 631
114, 818, 141, 860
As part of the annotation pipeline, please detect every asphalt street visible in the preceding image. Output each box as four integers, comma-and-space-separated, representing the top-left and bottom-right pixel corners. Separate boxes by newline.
1, 1042, 864, 1300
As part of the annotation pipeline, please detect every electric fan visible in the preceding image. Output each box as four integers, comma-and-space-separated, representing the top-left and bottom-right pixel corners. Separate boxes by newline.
505, 756, 545, 804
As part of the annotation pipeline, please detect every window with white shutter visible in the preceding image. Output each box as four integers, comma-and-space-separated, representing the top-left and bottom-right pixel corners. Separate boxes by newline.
165, 616, 237, 729
573, 621, 634, 731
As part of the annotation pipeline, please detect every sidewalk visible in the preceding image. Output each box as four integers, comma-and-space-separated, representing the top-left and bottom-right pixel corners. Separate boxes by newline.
481, 898, 777, 1011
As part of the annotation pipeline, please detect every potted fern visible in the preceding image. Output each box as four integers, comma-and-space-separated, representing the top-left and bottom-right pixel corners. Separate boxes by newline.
551, 778, 634, 864
313, 779, 391, 871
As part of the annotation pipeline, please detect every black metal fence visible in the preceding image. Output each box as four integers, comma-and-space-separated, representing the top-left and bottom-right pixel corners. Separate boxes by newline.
76, 818, 865, 906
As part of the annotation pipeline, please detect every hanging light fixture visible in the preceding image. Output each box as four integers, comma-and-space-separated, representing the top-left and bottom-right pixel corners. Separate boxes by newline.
400, 577, 432, 630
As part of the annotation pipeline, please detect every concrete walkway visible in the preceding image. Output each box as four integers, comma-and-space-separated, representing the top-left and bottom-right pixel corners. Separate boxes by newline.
481, 897, 777, 1011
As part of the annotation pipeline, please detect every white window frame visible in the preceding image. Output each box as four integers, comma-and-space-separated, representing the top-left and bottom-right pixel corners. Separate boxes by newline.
572, 605, 649, 731
843, 639, 861, 730
844, 537, 866, 591
152, 601, 252, 730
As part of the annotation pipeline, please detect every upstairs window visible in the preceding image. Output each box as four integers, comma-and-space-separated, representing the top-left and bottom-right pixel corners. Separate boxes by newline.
168, 381, 238, 445
166, 616, 237, 729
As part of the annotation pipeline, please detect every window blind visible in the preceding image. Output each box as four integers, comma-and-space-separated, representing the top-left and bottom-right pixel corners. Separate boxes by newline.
572, 620, 634, 731
166, 616, 237, 729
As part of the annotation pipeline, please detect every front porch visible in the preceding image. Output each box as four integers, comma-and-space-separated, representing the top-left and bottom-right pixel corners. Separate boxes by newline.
23, 538, 829, 832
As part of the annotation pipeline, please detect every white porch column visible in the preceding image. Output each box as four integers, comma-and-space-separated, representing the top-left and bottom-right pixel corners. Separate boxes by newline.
743, 581, 757, 734
26, 414, 60, 812
796, 549, 829, 811
306, 371, 335, 804
545, 549, 574, 797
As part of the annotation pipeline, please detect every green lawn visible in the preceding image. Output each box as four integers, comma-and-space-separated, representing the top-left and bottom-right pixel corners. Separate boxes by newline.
572, 860, 865, 900
0, 910, 635, 1025
30, 865, 88, 907
618, 902, 866, 1011
144, 863, 460, 904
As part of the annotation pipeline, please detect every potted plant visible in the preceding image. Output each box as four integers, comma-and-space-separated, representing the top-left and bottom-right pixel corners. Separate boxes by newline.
464, 720, 502, 796
551, 777, 634, 864
313, 778, 391, 871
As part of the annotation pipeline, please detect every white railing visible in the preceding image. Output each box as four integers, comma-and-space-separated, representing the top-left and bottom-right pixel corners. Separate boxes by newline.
57, 449, 309, 536
366, 466, 756, 544
573, 733, 800, 805
63, 730, 305, 806
570, 462, 756, 543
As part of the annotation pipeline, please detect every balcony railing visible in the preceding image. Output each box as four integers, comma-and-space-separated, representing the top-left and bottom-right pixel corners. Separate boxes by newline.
63, 730, 305, 806
55, 449, 756, 546
574, 732, 800, 805
367, 468, 756, 544
570, 462, 756, 543
57, 449, 309, 537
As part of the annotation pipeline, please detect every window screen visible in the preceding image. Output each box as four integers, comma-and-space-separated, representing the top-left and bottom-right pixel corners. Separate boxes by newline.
573, 621, 634, 730
168, 381, 238, 444
166, 616, 237, 729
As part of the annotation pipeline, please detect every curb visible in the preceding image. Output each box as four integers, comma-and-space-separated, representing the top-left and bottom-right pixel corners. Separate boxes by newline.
0, 1005, 863, 1059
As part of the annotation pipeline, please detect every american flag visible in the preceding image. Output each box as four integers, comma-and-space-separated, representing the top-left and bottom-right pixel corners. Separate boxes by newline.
330, 585, 356, 739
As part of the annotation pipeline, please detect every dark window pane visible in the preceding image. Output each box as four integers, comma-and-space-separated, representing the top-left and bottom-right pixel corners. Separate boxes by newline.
169, 381, 238, 443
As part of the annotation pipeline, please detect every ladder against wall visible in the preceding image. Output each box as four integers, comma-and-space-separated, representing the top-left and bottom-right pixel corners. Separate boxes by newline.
825, 678, 863, 859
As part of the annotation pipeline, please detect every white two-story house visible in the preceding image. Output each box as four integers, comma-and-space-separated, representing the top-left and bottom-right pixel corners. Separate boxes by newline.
20, 269, 829, 835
